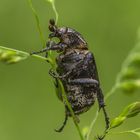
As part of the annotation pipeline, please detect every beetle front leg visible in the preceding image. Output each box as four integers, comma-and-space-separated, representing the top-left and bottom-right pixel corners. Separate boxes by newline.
30, 41, 55, 55
30, 41, 67, 55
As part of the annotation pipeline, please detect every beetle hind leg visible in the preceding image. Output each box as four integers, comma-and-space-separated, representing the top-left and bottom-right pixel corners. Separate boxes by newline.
97, 88, 110, 130
102, 106, 110, 130
55, 113, 68, 132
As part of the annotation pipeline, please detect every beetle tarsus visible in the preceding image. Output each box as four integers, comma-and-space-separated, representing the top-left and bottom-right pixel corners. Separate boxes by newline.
55, 114, 68, 132
30, 48, 49, 55
102, 106, 110, 130
96, 134, 105, 140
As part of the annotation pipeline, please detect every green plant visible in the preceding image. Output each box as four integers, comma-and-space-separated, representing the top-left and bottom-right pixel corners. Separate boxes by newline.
0, 1, 140, 140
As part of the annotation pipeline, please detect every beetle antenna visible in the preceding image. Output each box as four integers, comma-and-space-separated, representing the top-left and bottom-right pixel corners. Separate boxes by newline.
49, 19, 55, 26
55, 114, 68, 132
49, 19, 57, 32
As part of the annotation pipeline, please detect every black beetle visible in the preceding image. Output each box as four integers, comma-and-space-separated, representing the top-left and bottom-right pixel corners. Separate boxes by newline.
31, 19, 109, 132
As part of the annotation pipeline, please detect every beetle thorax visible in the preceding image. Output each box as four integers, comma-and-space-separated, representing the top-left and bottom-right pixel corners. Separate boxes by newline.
58, 27, 88, 49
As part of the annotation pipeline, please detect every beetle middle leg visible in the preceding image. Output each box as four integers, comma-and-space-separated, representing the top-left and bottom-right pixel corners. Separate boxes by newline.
49, 68, 72, 79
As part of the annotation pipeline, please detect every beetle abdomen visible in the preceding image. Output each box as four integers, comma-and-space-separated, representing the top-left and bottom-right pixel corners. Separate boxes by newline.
56, 49, 99, 116
66, 85, 97, 115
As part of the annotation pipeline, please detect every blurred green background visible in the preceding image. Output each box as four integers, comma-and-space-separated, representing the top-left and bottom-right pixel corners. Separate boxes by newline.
0, 0, 140, 140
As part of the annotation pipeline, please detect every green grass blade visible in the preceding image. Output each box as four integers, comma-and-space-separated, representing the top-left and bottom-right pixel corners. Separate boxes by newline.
46, 0, 58, 24
28, 0, 46, 48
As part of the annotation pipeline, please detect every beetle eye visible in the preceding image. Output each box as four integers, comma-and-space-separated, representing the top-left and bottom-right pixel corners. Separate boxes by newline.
49, 19, 55, 26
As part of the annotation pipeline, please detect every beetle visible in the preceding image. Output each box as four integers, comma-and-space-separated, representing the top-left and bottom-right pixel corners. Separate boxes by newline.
31, 19, 109, 133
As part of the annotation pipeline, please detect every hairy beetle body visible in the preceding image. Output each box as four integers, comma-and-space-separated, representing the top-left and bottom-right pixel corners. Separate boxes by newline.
31, 19, 109, 133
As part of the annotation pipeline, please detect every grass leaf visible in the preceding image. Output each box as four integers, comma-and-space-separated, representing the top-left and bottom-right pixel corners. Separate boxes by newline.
118, 28, 140, 94
0, 46, 29, 64
110, 102, 140, 129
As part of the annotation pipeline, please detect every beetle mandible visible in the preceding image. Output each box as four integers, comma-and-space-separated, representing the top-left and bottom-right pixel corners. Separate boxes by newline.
31, 19, 109, 132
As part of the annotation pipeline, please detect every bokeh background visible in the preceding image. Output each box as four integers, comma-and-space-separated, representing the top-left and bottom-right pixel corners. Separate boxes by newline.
0, 0, 140, 140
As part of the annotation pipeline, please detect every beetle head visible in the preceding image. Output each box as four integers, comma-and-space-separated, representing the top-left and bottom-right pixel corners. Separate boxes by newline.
49, 19, 68, 39
48, 19, 88, 49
